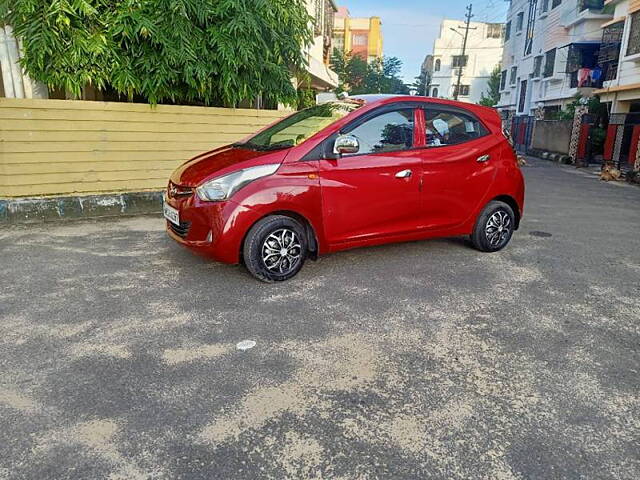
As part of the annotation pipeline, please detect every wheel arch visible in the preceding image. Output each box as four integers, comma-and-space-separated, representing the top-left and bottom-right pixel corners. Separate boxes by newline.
240, 210, 320, 262
490, 195, 521, 229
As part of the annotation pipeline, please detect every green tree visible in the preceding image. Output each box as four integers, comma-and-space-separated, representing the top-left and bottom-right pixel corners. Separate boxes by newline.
479, 66, 501, 107
330, 50, 409, 95
413, 69, 430, 96
1, 0, 312, 106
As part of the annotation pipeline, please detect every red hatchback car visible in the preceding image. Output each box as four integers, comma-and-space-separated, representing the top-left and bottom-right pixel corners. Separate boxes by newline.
165, 95, 525, 282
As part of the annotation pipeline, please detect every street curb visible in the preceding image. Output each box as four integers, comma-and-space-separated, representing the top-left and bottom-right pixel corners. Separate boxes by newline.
0, 191, 163, 225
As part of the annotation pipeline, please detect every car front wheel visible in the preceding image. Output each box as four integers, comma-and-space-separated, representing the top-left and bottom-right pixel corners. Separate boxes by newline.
243, 215, 307, 282
470, 200, 516, 252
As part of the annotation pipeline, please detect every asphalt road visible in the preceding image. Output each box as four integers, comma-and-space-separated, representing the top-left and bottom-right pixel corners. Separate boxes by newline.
1, 158, 639, 479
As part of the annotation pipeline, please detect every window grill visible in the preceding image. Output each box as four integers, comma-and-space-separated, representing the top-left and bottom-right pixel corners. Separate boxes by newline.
597, 21, 624, 81
453, 84, 470, 97
452, 55, 468, 68
540, 0, 549, 13
565, 43, 600, 74
486, 23, 503, 38
627, 11, 640, 57
543, 49, 556, 77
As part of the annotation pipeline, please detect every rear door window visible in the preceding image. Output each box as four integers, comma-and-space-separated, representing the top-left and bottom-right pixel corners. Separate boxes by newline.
424, 108, 488, 147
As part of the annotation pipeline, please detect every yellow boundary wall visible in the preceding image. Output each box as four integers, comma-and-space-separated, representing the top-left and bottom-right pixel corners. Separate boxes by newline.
0, 98, 287, 198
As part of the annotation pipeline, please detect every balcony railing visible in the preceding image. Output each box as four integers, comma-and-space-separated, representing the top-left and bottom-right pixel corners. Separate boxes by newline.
569, 70, 604, 88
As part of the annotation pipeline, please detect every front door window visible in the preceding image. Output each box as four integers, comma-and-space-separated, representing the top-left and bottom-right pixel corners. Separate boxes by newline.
344, 109, 415, 155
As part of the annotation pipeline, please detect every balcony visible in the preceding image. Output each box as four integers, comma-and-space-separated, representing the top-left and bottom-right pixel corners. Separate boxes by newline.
562, 0, 612, 28
597, 22, 623, 81
566, 43, 604, 88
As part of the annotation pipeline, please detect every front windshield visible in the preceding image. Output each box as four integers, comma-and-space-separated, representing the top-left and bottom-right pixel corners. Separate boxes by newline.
237, 102, 362, 151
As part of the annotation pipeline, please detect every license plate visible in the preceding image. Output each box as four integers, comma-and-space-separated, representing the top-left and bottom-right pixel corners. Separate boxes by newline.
163, 201, 180, 226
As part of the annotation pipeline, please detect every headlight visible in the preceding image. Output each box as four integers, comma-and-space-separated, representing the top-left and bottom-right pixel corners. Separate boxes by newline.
196, 164, 280, 202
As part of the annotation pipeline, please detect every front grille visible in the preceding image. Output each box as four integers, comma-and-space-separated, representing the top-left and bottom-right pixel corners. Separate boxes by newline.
167, 181, 194, 199
168, 220, 191, 239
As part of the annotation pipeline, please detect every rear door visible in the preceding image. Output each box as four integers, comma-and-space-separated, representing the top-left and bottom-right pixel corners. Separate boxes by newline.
318, 107, 423, 244
419, 106, 501, 230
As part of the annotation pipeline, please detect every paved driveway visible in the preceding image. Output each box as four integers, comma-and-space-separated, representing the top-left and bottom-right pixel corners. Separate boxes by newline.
1, 158, 639, 479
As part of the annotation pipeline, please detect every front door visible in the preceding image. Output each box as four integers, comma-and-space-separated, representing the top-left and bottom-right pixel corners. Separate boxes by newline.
419, 106, 500, 230
319, 108, 423, 245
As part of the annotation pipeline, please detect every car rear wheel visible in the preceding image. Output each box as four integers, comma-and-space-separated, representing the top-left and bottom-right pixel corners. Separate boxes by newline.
470, 200, 515, 252
243, 215, 307, 282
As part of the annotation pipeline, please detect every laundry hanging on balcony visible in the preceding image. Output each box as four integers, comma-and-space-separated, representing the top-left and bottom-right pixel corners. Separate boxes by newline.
577, 68, 591, 87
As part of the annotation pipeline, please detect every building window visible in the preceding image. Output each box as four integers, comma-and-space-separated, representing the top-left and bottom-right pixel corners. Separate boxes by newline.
598, 21, 624, 81
352, 34, 367, 46
314, 0, 324, 36
434, 59, 441, 71
551, 0, 561, 8
432, 87, 439, 97
627, 11, 640, 57
510, 66, 518, 85
543, 48, 556, 77
505, 21, 512, 41
524, 0, 537, 55
453, 84, 470, 97
516, 12, 524, 31
487, 23, 503, 38
533, 56, 543, 77
540, 0, 549, 13
579, 0, 605, 12
518, 79, 528, 112
452, 55, 468, 68
500, 70, 507, 90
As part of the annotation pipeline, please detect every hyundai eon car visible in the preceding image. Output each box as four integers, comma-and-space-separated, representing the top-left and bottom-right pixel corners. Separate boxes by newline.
165, 95, 525, 282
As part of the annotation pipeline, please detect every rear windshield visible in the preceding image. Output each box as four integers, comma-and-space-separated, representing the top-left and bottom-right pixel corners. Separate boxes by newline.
237, 102, 362, 151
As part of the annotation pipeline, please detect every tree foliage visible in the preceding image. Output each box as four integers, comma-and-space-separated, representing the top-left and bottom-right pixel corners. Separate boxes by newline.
478, 66, 501, 107
1, 0, 313, 106
412, 68, 430, 96
330, 49, 409, 95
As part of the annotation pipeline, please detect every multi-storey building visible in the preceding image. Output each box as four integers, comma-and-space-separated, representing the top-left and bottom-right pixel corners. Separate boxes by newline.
332, 7, 383, 63
304, 0, 340, 91
425, 19, 505, 104
497, 0, 613, 118
594, 0, 640, 168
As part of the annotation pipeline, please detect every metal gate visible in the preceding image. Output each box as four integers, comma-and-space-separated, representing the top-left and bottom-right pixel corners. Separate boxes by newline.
511, 115, 534, 153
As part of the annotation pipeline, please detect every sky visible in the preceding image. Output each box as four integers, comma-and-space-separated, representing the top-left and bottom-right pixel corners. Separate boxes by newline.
341, 0, 510, 83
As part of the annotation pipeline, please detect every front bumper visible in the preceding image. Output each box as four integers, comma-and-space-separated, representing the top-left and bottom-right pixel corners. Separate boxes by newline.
164, 193, 258, 264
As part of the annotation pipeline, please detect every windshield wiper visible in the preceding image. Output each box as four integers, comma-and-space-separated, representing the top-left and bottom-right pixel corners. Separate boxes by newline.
233, 142, 292, 152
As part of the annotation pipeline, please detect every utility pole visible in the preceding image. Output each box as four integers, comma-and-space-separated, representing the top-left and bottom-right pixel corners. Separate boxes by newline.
454, 4, 474, 101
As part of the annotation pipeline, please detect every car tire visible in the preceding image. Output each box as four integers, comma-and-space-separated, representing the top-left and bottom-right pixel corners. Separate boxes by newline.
470, 200, 516, 252
243, 215, 308, 282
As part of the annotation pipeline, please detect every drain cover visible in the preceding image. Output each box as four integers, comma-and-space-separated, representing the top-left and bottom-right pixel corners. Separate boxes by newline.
529, 231, 552, 238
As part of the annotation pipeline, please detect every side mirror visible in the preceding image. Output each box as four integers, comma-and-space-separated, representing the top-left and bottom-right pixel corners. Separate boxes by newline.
334, 135, 360, 155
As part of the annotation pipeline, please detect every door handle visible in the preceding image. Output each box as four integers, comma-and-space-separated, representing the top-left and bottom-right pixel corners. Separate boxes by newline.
395, 169, 412, 178
477, 154, 490, 163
